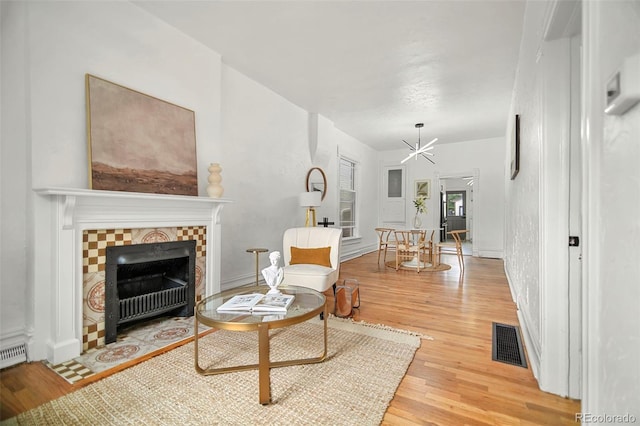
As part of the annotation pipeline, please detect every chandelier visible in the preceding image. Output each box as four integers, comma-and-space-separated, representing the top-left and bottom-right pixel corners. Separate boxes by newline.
401, 123, 437, 164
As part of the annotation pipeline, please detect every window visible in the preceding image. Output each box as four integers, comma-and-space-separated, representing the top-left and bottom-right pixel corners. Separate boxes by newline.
387, 168, 403, 198
339, 157, 357, 238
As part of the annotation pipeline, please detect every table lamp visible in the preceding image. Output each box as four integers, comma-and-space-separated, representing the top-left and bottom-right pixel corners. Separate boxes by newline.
299, 191, 322, 227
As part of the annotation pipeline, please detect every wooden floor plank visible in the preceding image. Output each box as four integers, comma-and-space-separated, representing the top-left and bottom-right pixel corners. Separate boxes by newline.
0, 252, 581, 424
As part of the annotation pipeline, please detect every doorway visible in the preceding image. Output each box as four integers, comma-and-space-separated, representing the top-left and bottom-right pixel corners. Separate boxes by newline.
444, 191, 467, 241
436, 170, 478, 255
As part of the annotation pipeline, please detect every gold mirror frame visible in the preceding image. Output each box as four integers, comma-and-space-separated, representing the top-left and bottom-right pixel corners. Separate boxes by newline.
305, 167, 327, 201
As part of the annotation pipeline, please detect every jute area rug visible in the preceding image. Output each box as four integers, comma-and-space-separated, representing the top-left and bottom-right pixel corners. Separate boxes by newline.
4, 317, 423, 426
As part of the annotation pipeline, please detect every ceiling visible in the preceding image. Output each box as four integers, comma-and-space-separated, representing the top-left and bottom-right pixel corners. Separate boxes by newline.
134, 1, 526, 152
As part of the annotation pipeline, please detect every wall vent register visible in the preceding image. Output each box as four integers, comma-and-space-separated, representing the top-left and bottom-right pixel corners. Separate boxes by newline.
492, 322, 528, 368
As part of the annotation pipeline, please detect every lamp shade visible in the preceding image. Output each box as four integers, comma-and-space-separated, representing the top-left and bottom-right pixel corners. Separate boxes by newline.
299, 191, 322, 207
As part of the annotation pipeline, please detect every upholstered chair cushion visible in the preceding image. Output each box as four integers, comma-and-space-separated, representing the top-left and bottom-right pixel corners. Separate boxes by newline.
290, 246, 332, 267
281, 227, 342, 293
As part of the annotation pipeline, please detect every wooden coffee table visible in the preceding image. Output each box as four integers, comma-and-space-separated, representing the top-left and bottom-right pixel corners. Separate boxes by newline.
194, 285, 327, 404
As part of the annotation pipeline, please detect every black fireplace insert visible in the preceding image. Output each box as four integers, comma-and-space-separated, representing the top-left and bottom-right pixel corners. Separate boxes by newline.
105, 240, 196, 344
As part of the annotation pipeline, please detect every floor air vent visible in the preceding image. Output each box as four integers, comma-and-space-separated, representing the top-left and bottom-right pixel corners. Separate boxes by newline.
492, 322, 527, 368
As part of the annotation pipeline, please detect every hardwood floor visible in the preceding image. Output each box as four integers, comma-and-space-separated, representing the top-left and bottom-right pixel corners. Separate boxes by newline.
1, 252, 580, 424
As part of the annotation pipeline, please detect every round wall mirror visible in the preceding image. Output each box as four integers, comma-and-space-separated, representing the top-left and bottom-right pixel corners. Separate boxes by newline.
305, 167, 327, 201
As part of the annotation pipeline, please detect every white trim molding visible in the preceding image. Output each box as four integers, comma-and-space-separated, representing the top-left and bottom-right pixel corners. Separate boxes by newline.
32, 188, 231, 364
580, 0, 603, 416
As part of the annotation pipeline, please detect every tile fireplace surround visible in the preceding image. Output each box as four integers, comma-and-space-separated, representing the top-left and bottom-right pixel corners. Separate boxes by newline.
33, 188, 230, 365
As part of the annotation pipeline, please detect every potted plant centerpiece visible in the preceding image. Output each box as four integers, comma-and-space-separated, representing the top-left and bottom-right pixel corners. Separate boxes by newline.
413, 197, 426, 229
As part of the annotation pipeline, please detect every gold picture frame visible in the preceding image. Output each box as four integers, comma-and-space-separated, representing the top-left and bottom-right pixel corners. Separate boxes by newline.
415, 179, 431, 199
306, 167, 327, 201
86, 74, 198, 195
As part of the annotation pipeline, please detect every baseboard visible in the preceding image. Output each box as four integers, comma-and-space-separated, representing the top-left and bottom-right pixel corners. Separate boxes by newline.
477, 249, 504, 259
340, 246, 377, 262
222, 272, 263, 291
340, 252, 368, 262
505, 260, 541, 382
517, 307, 541, 382
220, 247, 377, 292
503, 261, 517, 303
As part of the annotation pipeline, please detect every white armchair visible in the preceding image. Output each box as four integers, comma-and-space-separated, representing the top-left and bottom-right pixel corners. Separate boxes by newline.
281, 227, 342, 293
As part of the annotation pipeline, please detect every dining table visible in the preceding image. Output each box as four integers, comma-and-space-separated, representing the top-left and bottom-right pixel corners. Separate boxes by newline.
395, 228, 442, 270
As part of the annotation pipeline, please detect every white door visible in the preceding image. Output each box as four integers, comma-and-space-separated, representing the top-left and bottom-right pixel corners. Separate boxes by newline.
381, 165, 406, 225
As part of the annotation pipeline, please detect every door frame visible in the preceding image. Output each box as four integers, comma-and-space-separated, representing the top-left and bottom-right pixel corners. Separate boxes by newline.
538, 0, 582, 399
435, 168, 479, 256
380, 164, 407, 227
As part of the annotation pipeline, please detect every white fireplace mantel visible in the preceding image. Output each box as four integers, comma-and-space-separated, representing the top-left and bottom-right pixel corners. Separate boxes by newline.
33, 188, 231, 364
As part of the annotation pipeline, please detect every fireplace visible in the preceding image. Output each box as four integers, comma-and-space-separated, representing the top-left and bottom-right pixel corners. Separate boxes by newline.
33, 188, 230, 364
105, 240, 196, 344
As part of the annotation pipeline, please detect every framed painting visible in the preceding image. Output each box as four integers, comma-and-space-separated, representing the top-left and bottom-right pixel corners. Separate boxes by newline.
86, 74, 198, 195
510, 114, 520, 180
415, 179, 431, 199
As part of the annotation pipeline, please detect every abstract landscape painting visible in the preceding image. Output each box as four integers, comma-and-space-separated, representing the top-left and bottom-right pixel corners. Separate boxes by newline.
86, 74, 198, 196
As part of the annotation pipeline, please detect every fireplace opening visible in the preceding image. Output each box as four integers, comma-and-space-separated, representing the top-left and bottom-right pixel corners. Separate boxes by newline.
105, 240, 196, 344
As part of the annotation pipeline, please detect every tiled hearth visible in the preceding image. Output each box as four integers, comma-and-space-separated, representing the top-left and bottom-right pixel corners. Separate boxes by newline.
33, 188, 230, 365
46, 316, 209, 384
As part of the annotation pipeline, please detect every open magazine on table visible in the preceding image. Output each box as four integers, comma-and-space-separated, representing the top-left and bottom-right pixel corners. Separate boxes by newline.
216, 293, 295, 313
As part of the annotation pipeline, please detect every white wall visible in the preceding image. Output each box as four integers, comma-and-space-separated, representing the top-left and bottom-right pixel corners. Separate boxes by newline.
220, 65, 379, 288
335, 128, 381, 259
380, 136, 505, 258
505, 0, 582, 397
506, 0, 640, 409
0, 1, 380, 361
582, 0, 640, 418
1, 0, 222, 362
438, 138, 504, 257
440, 178, 474, 236
504, 1, 545, 376
1, 1, 31, 356
28, 1, 222, 190
219, 65, 310, 288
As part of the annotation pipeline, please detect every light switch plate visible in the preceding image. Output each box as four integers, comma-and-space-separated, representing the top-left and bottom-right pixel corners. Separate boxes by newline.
605, 52, 640, 115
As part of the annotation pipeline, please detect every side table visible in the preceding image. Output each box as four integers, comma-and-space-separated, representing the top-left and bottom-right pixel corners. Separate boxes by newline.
246, 248, 268, 286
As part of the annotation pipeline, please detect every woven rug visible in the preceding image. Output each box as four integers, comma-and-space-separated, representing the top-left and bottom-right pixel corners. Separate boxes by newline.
385, 260, 452, 272
4, 317, 423, 426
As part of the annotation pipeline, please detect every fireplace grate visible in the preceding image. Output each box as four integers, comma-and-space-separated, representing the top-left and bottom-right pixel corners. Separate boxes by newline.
492, 322, 527, 368
119, 277, 188, 324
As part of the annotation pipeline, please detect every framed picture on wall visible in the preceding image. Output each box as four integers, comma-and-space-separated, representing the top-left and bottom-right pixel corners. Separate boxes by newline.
415, 179, 431, 199
510, 114, 520, 180
86, 74, 198, 196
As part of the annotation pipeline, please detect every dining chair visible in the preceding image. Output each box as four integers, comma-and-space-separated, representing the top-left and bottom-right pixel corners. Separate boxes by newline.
374, 227, 395, 265
424, 229, 435, 265
436, 230, 468, 271
394, 229, 428, 273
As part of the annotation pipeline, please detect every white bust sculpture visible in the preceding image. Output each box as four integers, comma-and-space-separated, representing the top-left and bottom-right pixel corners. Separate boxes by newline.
262, 251, 284, 295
